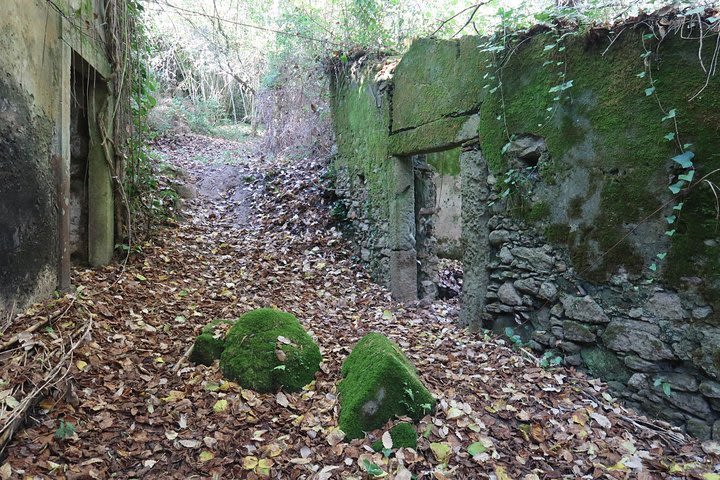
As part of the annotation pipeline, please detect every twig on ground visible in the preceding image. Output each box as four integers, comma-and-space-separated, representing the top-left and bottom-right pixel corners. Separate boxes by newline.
0, 297, 76, 352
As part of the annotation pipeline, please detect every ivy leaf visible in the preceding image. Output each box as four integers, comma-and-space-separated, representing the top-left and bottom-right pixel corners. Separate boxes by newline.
644, 86, 656, 96
665, 229, 676, 237
671, 151, 695, 168
662, 382, 672, 397
543, 43, 556, 51
642, 33, 655, 40
678, 170, 695, 182
664, 132, 675, 141
666, 215, 676, 224
673, 202, 684, 211
636, 71, 646, 78
649, 263, 657, 272
668, 181, 685, 194
656, 252, 667, 260
362, 459, 385, 477
661, 109, 677, 121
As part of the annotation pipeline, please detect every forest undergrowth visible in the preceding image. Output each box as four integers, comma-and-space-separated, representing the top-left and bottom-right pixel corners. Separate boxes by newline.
1, 133, 718, 479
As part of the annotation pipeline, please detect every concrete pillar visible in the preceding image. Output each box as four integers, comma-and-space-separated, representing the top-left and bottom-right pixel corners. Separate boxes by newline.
57, 43, 72, 291
388, 156, 417, 302
460, 148, 490, 329
87, 86, 114, 266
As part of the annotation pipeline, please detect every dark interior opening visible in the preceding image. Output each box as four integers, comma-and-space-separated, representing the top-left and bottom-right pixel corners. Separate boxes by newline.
69, 53, 91, 264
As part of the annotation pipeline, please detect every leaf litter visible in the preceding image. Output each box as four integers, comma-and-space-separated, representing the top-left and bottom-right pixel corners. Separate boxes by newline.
1, 133, 718, 479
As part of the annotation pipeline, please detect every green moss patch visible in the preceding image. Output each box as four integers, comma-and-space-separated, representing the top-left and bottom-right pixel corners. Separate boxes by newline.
371, 422, 419, 451
189, 319, 234, 366
338, 332, 435, 440
219, 308, 321, 393
189, 333, 225, 366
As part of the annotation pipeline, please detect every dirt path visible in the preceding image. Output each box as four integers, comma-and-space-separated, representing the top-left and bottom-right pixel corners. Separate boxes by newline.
2, 134, 718, 479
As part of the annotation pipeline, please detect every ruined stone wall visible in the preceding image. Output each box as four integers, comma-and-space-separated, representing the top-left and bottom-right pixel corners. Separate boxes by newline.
330, 21, 720, 438
0, 0, 114, 314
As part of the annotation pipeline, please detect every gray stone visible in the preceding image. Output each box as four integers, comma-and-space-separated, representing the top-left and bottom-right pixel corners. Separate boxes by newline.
527, 340, 544, 352
666, 391, 711, 416
563, 320, 596, 343
551, 325, 564, 339
686, 418, 712, 440
511, 247, 555, 273
537, 282, 558, 301
601, 319, 675, 361
497, 282, 523, 306
489, 229, 510, 247
388, 250, 418, 302
700, 381, 720, 399
628, 308, 644, 319
565, 354, 583, 366
624, 355, 661, 372
550, 303, 564, 317
692, 306, 713, 320
560, 295, 610, 323
513, 278, 538, 295
665, 373, 699, 392
628, 373, 649, 390
693, 331, 720, 379
644, 292, 685, 321
499, 246, 513, 264
506, 134, 547, 163
532, 330, 556, 346
558, 341, 582, 353
485, 303, 515, 313
714, 420, 720, 440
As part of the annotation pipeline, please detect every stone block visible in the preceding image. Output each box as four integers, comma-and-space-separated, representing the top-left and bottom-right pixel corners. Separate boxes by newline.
601, 319, 675, 361
389, 249, 418, 302
562, 320, 596, 343
339, 332, 435, 440
560, 295, 609, 323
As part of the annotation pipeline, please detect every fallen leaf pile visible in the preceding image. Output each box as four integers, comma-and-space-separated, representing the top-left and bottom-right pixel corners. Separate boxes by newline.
1, 133, 718, 479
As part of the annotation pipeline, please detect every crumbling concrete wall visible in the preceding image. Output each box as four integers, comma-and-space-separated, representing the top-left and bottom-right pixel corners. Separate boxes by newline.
0, 0, 115, 314
330, 19, 720, 438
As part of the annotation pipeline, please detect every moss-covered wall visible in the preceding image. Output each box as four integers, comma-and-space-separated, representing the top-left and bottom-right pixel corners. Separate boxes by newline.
330, 61, 394, 281
478, 29, 720, 307
330, 23, 720, 439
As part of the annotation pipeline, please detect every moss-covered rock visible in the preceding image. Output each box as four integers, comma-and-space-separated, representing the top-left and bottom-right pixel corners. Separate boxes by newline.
371, 422, 419, 451
189, 333, 225, 366
189, 319, 234, 366
219, 308, 321, 393
339, 332, 435, 440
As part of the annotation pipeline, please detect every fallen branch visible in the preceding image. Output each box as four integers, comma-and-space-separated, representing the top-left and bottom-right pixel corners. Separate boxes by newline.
171, 343, 195, 374
0, 297, 76, 352
0, 313, 93, 455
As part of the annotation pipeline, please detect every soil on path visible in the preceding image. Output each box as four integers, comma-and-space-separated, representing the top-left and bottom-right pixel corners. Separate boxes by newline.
1, 134, 718, 479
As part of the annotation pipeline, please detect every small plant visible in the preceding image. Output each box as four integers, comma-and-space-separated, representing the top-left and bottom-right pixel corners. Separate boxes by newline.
539, 351, 563, 369
54, 420, 76, 440
653, 377, 672, 397
504, 326, 523, 347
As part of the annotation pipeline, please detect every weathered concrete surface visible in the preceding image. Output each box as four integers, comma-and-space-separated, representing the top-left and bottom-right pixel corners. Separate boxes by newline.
0, 0, 115, 313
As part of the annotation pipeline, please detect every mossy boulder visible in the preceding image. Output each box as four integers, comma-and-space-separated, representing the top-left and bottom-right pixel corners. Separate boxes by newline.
189, 333, 225, 366
371, 422, 418, 451
219, 308, 321, 393
189, 319, 234, 366
339, 332, 435, 440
